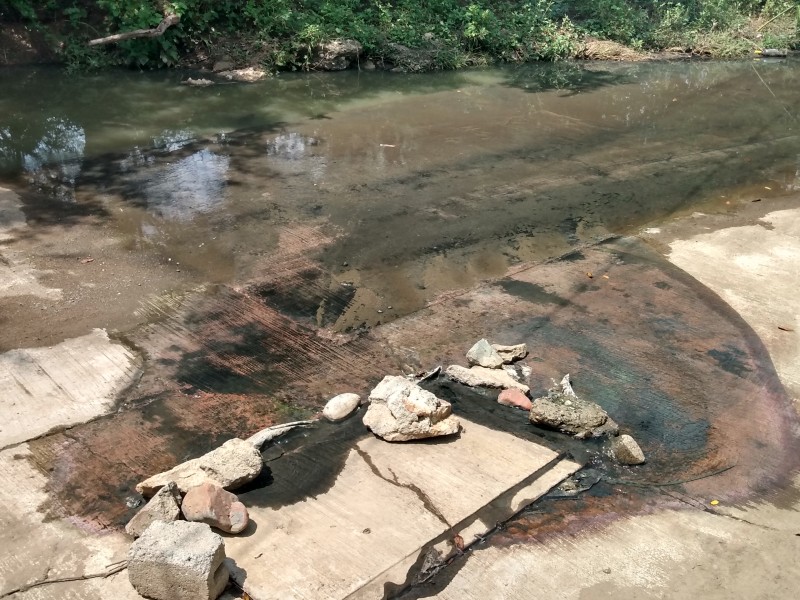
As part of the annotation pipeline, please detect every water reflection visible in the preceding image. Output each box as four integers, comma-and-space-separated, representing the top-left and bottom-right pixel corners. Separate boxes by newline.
265, 132, 326, 180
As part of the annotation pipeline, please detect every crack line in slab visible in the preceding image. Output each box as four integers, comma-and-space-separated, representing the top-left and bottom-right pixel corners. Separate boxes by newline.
0, 562, 128, 599
354, 446, 450, 527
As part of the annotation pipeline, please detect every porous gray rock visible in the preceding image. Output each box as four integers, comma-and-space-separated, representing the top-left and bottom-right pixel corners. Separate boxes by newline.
466, 339, 504, 369
445, 364, 530, 394
125, 481, 182, 538
362, 375, 460, 442
136, 438, 263, 497
528, 374, 618, 439
492, 343, 528, 363
311, 39, 362, 70
182, 482, 249, 534
323, 392, 361, 422
128, 520, 229, 600
611, 434, 646, 465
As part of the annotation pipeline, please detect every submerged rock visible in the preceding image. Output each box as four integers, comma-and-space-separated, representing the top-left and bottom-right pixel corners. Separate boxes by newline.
466, 339, 504, 368
363, 375, 460, 442
182, 482, 249, 534
128, 520, 229, 600
611, 434, 646, 465
492, 343, 528, 363
136, 438, 263, 497
125, 481, 182, 538
528, 374, 618, 439
311, 38, 362, 70
217, 67, 266, 82
498, 388, 532, 411
445, 364, 530, 394
246, 420, 314, 449
323, 392, 361, 422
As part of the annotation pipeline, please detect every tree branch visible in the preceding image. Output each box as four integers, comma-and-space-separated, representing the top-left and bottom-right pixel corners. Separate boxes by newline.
88, 14, 180, 46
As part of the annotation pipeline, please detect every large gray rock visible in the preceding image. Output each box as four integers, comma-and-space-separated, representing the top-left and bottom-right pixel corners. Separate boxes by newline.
311, 39, 362, 70
611, 434, 646, 465
445, 364, 530, 394
136, 438, 263, 497
128, 520, 229, 600
182, 482, 249, 534
363, 375, 460, 442
125, 481, 182, 538
528, 375, 618, 439
323, 392, 361, 422
492, 343, 528, 363
466, 339, 504, 369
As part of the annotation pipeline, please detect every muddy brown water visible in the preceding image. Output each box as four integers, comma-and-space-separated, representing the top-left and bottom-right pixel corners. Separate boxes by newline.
2, 59, 800, 596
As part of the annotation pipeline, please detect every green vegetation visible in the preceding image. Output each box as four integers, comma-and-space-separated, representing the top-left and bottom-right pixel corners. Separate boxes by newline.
0, 1, 798, 70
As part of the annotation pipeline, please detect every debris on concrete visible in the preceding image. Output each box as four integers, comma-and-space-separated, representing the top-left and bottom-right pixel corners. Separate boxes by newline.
136, 438, 263, 497
128, 520, 229, 600
182, 482, 249, 534
246, 420, 314, 449
498, 388, 532, 411
466, 339, 505, 368
611, 434, 646, 465
125, 481, 182, 538
419, 365, 442, 382
445, 364, 530, 394
492, 343, 528, 363
528, 374, 618, 439
363, 375, 461, 442
323, 392, 361, 422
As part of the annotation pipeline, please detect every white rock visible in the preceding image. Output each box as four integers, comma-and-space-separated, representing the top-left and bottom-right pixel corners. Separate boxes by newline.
125, 481, 181, 538
136, 438, 263, 497
128, 520, 229, 600
445, 364, 530, 393
491, 343, 528, 363
611, 434, 646, 465
323, 393, 361, 422
362, 375, 460, 442
466, 338, 504, 368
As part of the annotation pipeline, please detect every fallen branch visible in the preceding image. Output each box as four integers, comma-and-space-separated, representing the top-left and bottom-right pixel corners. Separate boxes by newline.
88, 14, 179, 46
0, 562, 127, 599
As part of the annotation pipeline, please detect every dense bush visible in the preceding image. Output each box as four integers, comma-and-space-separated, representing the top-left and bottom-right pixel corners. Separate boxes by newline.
0, 0, 797, 69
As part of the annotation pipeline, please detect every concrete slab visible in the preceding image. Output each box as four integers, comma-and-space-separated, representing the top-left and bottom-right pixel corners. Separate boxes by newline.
0, 329, 142, 448
224, 419, 578, 600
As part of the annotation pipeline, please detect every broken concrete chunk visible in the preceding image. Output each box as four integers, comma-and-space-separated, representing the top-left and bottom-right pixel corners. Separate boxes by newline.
363, 375, 460, 442
498, 388, 532, 411
246, 420, 314, 449
182, 482, 249, 534
466, 339, 504, 368
502, 363, 532, 383
323, 392, 361, 422
128, 520, 229, 600
136, 438, 263, 497
125, 481, 182, 538
528, 374, 617, 439
611, 434, 646, 465
445, 364, 530, 394
491, 343, 528, 363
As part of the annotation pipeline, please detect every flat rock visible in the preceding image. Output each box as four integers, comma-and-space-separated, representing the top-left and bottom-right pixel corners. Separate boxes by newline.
445, 364, 530, 393
611, 434, 646, 465
502, 363, 532, 383
128, 520, 229, 600
125, 481, 182, 538
217, 67, 266, 82
136, 438, 263, 497
498, 388, 532, 411
246, 420, 314, 449
323, 393, 361, 422
362, 375, 460, 442
528, 374, 618, 439
492, 343, 528, 363
182, 482, 249, 534
466, 339, 504, 368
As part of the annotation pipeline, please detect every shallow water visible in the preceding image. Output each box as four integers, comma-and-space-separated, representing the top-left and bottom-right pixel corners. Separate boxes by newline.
1, 59, 799, 330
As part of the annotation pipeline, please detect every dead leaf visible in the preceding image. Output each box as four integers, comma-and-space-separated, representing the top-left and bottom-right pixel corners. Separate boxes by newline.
586, 272, 593, 278
778, 326, 794, 332
453, 534, 465, 551
80, 257, 94, 264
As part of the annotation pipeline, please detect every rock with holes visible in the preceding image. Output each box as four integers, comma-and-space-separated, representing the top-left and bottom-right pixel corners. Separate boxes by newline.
466, 339, 504, 368
611, 434, 646, 465
125, 481, 182, 538
182, 482, 249, 534
492, 343, 528, 363
445, 364, 530, 394
128, 520, 229, 600
363, 375, 460, 442
323, 393, 361, 422
136, 438, 263, 497
528, 374, 618, 439
498, 388, 532, 411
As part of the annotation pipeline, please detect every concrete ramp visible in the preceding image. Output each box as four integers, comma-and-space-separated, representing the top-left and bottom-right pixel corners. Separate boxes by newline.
225, 419, 578, 600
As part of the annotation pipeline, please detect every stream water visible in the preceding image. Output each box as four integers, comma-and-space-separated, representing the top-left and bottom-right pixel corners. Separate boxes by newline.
1, 59, 799, 334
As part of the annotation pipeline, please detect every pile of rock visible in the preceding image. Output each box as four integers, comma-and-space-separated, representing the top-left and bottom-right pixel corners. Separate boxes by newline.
445, 338, 532, 398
